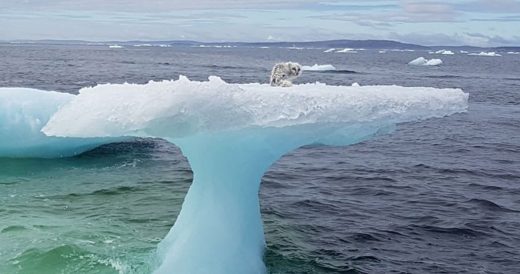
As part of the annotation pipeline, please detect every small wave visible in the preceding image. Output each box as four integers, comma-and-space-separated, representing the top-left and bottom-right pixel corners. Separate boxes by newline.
92, 185, 140, 196
349, 255, 380, 262
292, 199, 339, 213
325, 69, 358, 74
1, 225, 29, 233
349, 232, 382, 242
264, 248, 363, 274
412, 224, 489, 237
202, 64, 258, 70
426, 75, 463, 79
465, 198, 519, 212
8, 245, 128, 274
468, 183, 504, 191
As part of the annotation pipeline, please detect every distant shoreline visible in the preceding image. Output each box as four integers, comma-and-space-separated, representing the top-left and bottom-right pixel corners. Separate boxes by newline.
1, 39, 519, 51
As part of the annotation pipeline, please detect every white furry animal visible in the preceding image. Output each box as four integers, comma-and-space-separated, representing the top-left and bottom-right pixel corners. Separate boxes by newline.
270, 62, 302, 87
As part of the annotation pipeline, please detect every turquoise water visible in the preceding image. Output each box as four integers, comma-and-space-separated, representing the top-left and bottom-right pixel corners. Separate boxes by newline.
0, 140, 192, 274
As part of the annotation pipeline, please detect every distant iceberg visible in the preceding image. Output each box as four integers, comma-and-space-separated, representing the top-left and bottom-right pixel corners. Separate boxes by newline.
468, 52, 502, 57
302, 64, 337, 71
287, 46, 304, 50
507, 51, 520, 55
133, 44, 153, 47
336, 48, 357, 53
434, 50, 454, 55
323, 48, 335, 53
197, 44, 236, 48
109, 45, 123, 49
390, 49, 414, 52
409, 57, 443, 66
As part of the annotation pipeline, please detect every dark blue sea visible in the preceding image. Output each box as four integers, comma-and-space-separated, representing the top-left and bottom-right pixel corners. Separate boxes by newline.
0, 44, 519, 274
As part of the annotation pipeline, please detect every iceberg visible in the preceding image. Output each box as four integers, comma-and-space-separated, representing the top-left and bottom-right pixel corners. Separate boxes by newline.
433, 49, 454, 55
109, 45, 123, 49
507, 51, 520, 55
0, 88, 117, 158
323, 48, 335, 53
42, 76, 469, 274
468, 52, 502, 57
336, 48, 357, 53
408, 57, 443, 66
301, 64, 337, 71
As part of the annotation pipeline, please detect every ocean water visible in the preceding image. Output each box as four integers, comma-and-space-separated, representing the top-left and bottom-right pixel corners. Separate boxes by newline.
0, 44, 519, 274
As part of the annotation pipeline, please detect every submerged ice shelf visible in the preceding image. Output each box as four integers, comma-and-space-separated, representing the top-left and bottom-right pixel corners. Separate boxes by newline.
2, 76, 468, 273
0, 88, 117, 158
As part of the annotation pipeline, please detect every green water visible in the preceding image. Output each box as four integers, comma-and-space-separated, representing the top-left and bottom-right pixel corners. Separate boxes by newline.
0, 140, 191, 274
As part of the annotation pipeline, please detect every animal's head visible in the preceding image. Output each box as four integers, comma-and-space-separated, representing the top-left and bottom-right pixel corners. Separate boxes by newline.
288, 62, 302, 77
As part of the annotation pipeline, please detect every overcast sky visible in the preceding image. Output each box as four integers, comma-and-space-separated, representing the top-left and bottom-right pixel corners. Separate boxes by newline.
1, 0, 519, 46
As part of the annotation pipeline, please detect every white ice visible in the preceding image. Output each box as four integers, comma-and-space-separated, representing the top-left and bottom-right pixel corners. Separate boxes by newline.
336, 48, 357, 53
408, 57, 443, 66
468, 52, 502, 57
433, 50, 455, 55
302, 64, 337, 71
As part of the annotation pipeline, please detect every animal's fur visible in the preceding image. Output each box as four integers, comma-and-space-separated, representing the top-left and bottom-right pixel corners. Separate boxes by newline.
270, 62, 302, 87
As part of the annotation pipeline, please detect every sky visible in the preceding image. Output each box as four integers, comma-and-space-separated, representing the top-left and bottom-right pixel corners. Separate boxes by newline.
1, 0, 519, 46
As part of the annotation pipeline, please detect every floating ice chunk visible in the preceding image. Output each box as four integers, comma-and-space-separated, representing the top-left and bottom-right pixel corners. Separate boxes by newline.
426, 59, 443, 66
323, 48, 335, 53
468, 51, 502, 57
351, 82, 360, 87
408, 57, 443, 66
379, 50, 387, 54
0, 88, 117, 158
336, 48, 357, 53
109, 45, 123, 49
391, 49, 415, 52
507, 51, 520, 55
434, 49, 454, 55
133, 44, 153, 47
42, 76, 468, 274
302, 64, 337, 71
460, 50, 468, 54
287, 46, 304, 50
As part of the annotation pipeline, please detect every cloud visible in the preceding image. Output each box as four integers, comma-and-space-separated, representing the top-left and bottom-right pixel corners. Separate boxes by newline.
472, 15, 520, 21
389, 31, 520, 47
0, 0, 518, 46
460, 0, 520, 13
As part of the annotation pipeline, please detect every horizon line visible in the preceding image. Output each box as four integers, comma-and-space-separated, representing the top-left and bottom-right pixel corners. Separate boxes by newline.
1, 38, 519, 49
